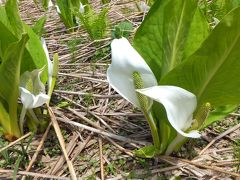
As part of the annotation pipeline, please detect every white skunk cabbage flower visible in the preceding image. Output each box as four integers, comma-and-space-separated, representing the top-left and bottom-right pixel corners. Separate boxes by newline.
107, 37, 200, 139
19, 68, 49, 109
79, 2, 86, 14
48, 0, 53, 9
19, 68, 49, 133
107, 38, 157, 108
137, 86, 199, 138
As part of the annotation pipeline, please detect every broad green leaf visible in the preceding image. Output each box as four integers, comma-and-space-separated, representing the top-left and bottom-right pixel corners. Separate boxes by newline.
0, 34, 29, 138
22, 23, 48, 84
5, 0, 23, 39
160, 0, 197, 76
161, 7, 240, 108
0, 6, 18, 53
133, 0, 198, 81
0, 102, 11, 135
32, 16, 47, 37
183, 8, 209, 59
133, 0, 169, 81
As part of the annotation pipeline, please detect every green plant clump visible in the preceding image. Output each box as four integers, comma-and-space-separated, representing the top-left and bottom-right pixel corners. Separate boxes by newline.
76, 4, 109, 40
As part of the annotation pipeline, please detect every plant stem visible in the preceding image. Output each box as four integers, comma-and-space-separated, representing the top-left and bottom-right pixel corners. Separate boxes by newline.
19, 107, 27, 134
28, 109, 39, 123
143, 111, 160, 148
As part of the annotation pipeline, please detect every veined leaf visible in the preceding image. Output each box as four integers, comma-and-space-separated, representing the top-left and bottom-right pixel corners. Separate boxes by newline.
22, 23, 48, 84
133, 0, 169, 81
161, 7, 240, 108
0, 34, 29, 138
183, 8, 209, 59
161, 0, 197, 76
0, 6, 18, 53
5, 0, 23, 39
133, 0, 200, 81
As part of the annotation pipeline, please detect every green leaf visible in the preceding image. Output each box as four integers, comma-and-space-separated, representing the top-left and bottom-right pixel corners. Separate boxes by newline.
0, 102, 11, 135
151, 102, 177, 154
112, 21, 133, 39
183, 8, 209, 59
133, 0, 199, 81
134, 145, 159, 158
5, 0, 23, 39
161, 7, 240, 107
77, 6, 109, 40
70, 0, 80, 9
160, 0, 198, 76
56, 0, 76, 29
201, 105, 237, 129
22, 23, 48, 84
42, 0, 50, 10
133, 0, 168, 81
0, 6, 18, 53
32, 16, 47, 37
0, 34, 29, 138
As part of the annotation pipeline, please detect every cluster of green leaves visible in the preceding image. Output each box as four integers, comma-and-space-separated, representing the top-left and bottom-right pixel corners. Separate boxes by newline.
133, 0, 240, 155
112, 21, 133, 39
0, 0, 48, 140
55, 0, 82, 30
76, 4, 109, 40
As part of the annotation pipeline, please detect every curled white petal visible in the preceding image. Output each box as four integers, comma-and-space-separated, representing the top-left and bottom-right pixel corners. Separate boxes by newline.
20, 87, 50, 109
137, 86, 200, 138
56, 5, 61, 14
107, 37, 157, 108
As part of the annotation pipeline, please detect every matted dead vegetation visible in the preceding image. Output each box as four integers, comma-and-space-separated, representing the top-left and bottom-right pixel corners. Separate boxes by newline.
0, 0, 239, 179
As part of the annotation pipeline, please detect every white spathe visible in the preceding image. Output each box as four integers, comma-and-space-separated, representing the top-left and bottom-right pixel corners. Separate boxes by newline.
79, 2, 86, 13
137, 86, 200, 138
107, 37, 157, 108
48, 0, 53, 9
56, 5, 61, 14
107, 37, 200, 139
41, 38, 53, 92
19, 87, 49, 109
19, 69, 50, 109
